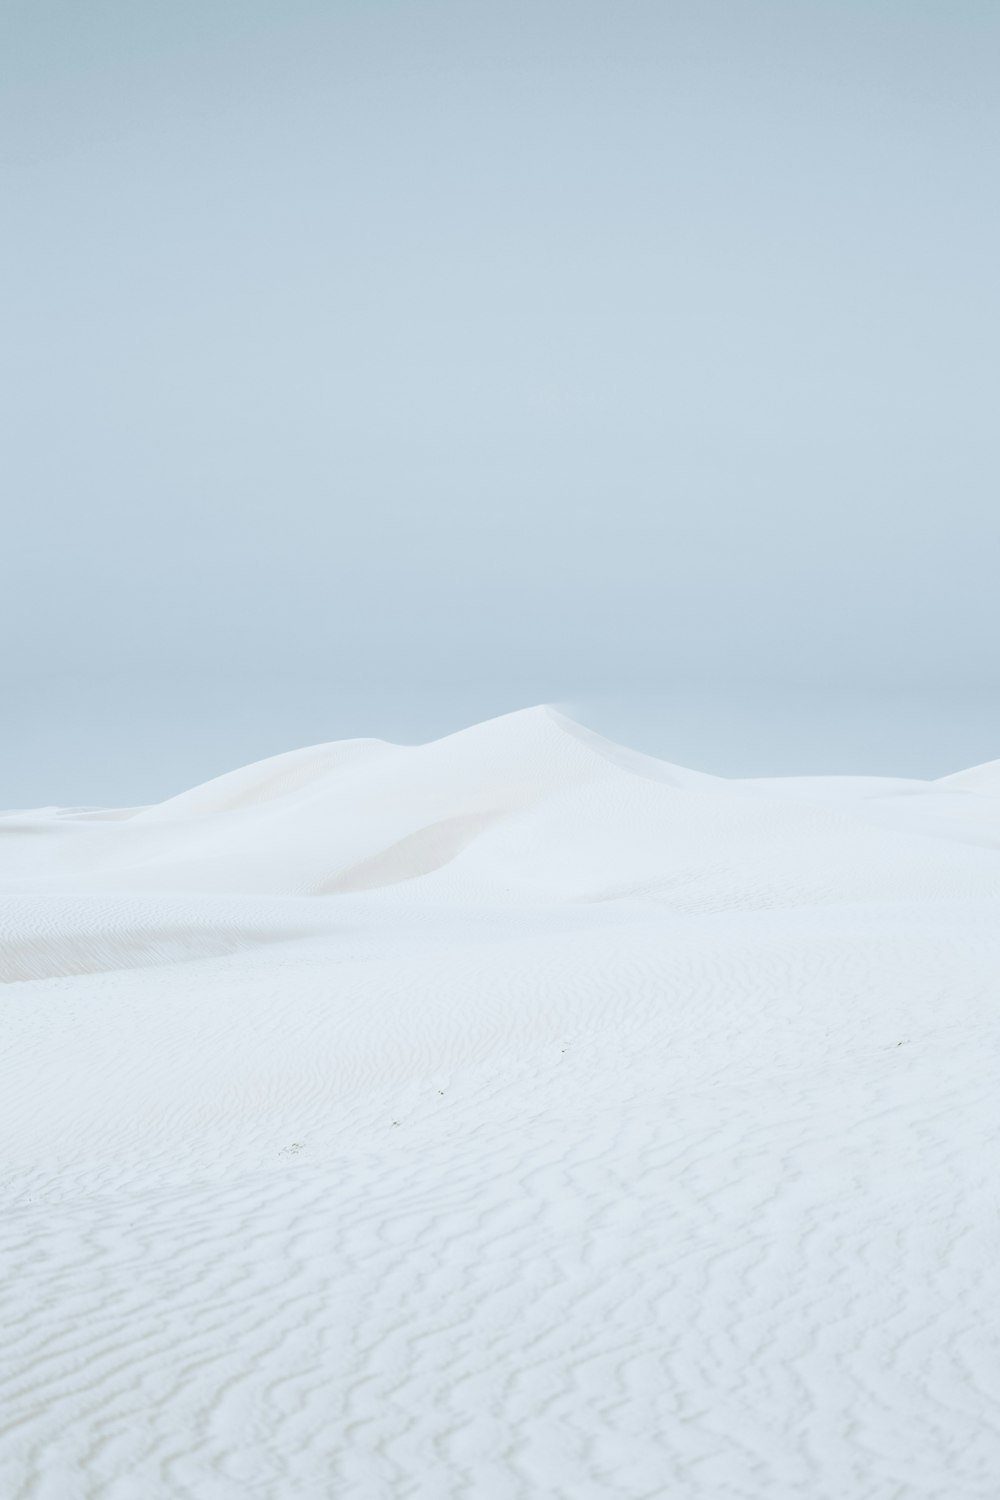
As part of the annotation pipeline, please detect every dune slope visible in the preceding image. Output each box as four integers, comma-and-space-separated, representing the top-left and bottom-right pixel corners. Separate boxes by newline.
1, 706, 998, 1499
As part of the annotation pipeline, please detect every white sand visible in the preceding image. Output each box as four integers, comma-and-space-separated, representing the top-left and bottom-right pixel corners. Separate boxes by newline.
1, 705, 998, 1498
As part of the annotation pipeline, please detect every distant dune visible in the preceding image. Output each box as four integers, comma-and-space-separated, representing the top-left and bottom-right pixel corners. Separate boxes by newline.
2, 707, 998, 1497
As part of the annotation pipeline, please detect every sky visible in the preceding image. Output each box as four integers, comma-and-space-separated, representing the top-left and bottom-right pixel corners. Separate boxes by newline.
4, 0, 1000, 803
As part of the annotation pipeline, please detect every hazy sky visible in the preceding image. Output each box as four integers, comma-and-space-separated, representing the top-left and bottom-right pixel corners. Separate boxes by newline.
4, 1, 999, 801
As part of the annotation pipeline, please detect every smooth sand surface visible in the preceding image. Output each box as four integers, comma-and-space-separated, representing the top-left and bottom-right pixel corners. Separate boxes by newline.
2, 706, 999, 1498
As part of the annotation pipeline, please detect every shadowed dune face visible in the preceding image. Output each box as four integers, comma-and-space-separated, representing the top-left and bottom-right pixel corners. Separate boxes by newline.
0, 921, 305, 983
317, 810, 505, 894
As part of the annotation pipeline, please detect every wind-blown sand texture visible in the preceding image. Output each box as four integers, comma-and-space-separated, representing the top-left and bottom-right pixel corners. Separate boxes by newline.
2, 706, 998, 1499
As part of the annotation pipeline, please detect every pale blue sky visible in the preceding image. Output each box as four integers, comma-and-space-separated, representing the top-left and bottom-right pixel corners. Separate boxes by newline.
4, 1, 999, 803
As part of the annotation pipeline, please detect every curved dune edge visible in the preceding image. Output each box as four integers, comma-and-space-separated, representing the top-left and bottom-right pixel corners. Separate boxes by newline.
318, 809, 506, 894
541, 706, 722, 788
937, 755, 1000, 791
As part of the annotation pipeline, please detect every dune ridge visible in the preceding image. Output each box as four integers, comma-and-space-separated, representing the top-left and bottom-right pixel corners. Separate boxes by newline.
1, 706, 999, 1498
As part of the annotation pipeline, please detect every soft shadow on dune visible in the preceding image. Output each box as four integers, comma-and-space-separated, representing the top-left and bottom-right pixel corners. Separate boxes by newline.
317, 809, 505, 894
0, 921, 312, 984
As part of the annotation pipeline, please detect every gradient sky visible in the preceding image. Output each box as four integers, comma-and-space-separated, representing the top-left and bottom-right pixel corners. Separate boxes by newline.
4, 1, 999, 802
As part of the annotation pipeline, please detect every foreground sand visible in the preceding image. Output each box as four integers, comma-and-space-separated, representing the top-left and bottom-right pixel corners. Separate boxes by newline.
1, 707, 998, 1499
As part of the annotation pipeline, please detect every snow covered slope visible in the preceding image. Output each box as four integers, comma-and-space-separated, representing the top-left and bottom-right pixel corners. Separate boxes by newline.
1, 707, 998, 1498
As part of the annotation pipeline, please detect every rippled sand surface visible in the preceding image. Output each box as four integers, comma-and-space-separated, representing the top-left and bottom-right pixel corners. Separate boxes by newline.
2, 708, 999, 1498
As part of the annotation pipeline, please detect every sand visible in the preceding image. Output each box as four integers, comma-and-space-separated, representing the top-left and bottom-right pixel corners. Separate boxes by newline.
1, 705, 998, 1498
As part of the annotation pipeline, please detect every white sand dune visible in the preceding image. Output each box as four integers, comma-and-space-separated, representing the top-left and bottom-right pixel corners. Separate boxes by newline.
1, 706, 999, 1498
